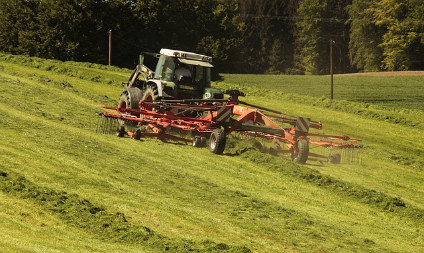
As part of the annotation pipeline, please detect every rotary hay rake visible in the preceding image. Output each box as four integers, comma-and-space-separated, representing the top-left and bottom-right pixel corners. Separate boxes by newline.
97, 90, 362, 164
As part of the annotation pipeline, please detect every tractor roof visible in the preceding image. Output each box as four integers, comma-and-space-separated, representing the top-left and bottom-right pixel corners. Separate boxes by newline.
160, 48, 213, 67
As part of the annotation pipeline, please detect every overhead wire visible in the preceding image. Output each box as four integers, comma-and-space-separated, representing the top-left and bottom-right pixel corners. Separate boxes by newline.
112, 33, 152, 52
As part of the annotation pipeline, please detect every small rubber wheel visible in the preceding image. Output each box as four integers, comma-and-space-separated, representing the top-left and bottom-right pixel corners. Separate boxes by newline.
193, 137, 202, 147
209, 129, 226, 154
200, 137, 207, 145
328, 153, 341, 164
193, 136, 207, 147
291, 138, 309, 164
269, 146, 278, 155
117, 126, 126, 137
133, 128, 142, 140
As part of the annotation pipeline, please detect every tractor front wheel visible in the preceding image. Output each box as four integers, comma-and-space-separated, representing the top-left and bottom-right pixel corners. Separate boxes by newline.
209, 129, 226, 155
291, 138, 309, 164
141, 85, 159, 111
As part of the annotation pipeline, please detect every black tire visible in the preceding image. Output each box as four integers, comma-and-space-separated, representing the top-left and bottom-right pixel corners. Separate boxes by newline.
193, 137, 202, 147
291, 138, 309, 164
141, 85, 159, 111
209, 129, 226, 155
269, 146, 278, 155
117, 126, 126, 137
132, 128, 142, 140
118, 88, 142, 110
328, 153, 341, 164
193, 136, 207, 147
118, 87, 142, 126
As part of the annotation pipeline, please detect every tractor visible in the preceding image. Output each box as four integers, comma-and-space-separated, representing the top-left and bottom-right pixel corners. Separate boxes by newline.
118, 48, 224, 114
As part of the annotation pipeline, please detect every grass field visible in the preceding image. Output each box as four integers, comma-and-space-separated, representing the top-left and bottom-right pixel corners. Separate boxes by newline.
219, 73, 424, 111
0, 53, 423, 252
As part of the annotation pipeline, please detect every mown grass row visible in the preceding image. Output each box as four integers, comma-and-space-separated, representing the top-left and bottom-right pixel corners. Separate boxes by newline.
234, 147, 422, 222
0, 53, 131, 87
0, 170, 251, 253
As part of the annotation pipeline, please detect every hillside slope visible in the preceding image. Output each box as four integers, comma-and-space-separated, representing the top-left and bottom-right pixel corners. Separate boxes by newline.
1, 54, 423, 252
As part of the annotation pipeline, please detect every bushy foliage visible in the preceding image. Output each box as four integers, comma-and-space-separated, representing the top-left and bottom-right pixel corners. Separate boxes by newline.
349, 0, 424, 71
0, 0, 423, 74
0, 0, 242, 69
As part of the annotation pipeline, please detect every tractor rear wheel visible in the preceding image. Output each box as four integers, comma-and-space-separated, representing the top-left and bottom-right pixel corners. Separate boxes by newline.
118, 87, 142, 126
209, 129, 226, 154
291, 138, 309, 164
118, 92, 131, 121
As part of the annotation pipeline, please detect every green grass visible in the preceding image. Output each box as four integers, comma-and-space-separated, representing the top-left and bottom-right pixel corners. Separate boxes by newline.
1, 53, 423, 252
0, 192, 145, 253
219, 74, 424, 111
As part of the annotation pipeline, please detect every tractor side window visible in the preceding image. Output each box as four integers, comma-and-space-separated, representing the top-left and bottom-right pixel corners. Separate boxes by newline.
175, 63, 192, 81
154, 55, 175, 81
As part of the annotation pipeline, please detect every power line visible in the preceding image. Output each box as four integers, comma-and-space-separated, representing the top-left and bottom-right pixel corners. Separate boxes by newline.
240, 14, 347, 23
239, 14, 424, 25
112, 33, 152, 52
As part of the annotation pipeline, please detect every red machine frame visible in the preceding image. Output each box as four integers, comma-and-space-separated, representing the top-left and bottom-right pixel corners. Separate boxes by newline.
98, 92, 362, 164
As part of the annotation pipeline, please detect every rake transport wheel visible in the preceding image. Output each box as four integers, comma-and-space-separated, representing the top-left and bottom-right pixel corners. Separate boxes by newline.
209, 129, 226, 155
291, 138, 309, 164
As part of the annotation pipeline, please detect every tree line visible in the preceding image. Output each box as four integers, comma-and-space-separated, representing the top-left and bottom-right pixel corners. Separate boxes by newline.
1, 0, 423, 74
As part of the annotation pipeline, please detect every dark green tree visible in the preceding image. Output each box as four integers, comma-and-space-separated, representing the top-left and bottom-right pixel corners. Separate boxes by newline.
294, 0, 352, 75
132, 0, 242, 72
348, 0, 384, 72
35, 0, 83, 60
0, 0, 39, 55
348, 0, 424, 71
373, 0, 424, 70
238, 0, 299, 74
0, 0, 19, 53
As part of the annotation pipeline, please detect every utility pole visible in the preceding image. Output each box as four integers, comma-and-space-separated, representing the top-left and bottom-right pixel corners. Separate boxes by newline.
108, 30, 112, 66
330, 40, 334, 100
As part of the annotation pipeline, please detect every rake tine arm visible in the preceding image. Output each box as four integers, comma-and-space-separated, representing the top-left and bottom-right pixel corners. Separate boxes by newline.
309, 140, 363, 148
99, 107, 213, 124
307, 133, 361, 142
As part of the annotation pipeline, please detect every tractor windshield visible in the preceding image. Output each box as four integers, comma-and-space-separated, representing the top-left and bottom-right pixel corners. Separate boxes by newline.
154, 55, 212, 87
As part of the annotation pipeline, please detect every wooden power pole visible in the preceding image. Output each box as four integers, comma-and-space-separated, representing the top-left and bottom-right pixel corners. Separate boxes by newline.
108, 30, 112, 66
330, 40, 334, 100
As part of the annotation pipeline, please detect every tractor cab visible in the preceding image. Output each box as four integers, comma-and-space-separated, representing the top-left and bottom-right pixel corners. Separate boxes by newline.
153, 49, 221, 99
